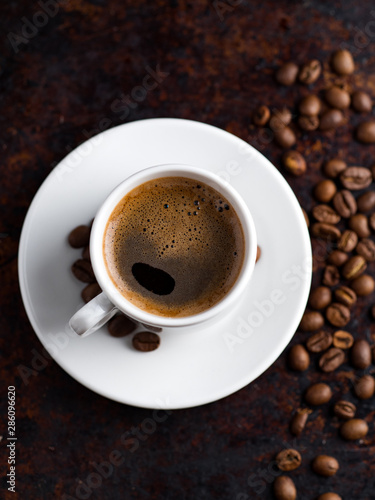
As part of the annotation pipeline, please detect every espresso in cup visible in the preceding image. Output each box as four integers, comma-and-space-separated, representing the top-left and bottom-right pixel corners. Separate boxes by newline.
103, 176, 245, 317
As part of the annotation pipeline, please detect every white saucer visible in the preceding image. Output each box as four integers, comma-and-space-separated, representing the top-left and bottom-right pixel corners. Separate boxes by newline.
19, 118, 312, 409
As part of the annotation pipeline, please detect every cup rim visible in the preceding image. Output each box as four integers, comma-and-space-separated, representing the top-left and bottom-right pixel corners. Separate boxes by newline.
90, 163, 257, 328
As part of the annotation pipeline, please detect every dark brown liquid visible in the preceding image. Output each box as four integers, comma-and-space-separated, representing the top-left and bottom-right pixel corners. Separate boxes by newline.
104, 177, 245, 317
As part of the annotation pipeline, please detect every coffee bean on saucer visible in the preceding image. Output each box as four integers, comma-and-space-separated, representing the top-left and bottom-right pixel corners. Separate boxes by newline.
132, 331, 160, 352
325, 86, 351, 109
306, 331, 332, 353
108, 314, 137, 337
256, 245, 261, 262
299, 311, 324, 331
253, 105, 270, 126
327, 250, 348, 267
322, 265, 340, 287
288, 344, 310, 371
309, 286, 332, 310
334, 400, 356, 419
352, 90, 372, 113
356, 238, 375, 261
290, 408, 312, 436
319, 109, 344, 131
311, 223, 341, 241
305, 382, 332, 405
333, 330, 354, 349
331, 49, 355, 75
351, 339, 372, 369
357, 191, 375, 213
317, 494, 342, 500
269, 108, 292, 131
276, 449, 302, 471
72, 259, 96, 283
348, 214, 370, 238
82, 246, 90, 261
338, 230, 358, 252
333, 190, 357, 218
350, 274, 375, 296
68, 225, 91, 248
323, 158, 346, 178
298, 115, 319, 131
340, 418, 368, 440
299, 94, 321, 116
341, 255, 366, 279
274, 475, 297, 500
356, 120, 375, 144
276, 61, 299, 86
274, 126, 296, 148
354, 374, 375, 399
312, 205, 340, 224
282, 150, 306, 176
314, 180, 337, 203
312, 455, 339, 477
326, 303, 350, 327
299, 59, 321, 84
319, 347, 345, 372
334, 286, 357, 308
340, 166, 372, 190
81, 283, 102, 303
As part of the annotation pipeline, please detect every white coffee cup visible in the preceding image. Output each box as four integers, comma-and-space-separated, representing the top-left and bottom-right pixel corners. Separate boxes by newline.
69, 164, 257, 336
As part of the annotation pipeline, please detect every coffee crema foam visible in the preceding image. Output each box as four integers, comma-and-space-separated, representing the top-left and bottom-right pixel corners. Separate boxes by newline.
104, 177, 245, 317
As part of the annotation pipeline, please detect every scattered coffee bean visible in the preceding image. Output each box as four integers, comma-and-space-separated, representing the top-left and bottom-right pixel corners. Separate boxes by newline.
311, 455, 339, 477
282, 150, 306, 176
269, 108, 292, 131
314, 180, 337, 203
350, 274, 375, 296
309, 286, 332, 310
274, 475, 297, 500
325, 86, 351, 109
322, 265, 340, 287
334, 286, 357, 308
132, 331, 161, 352
352, 90, 372, 113
333, 190, 357, 218
68, 225, 91, 248
337, 229, 358, 252
82, 246, 90, 261
298, 114, 319, 131
326, 303, 350, 327
323, 158, 347, 178
305, 382, 332, 405
356, 238, 375, 261
276, 61, 299, 86
253, 105, 270, 126
341, 255, 366, 279
288, 344, 310, 371
311, 223, 341, 241
340, 418, 368, 440
319, 347, 345, 372
327, 250, 348, 267
351, 339, 372, 369
333, 330, 354, 349
71, 259, 96, 283
81, 283, 102, 303
299, 59, 321, 84
299, 95, 321, 116
274, 126, 296, 148
276, 449, 302, 471
370, 213, 375, 231
306, 331, 332, 353
333, 400, 356, 419
340, 166, 372, 190
354, 374, 375, 400
357, 191, 375, 213
348, 214, 370, 238
312, 205, 340, 224
256, 245, 261, 262
356, 120, 375, 144
108, 314, 137, 337
331, 49, 355, 75
299, 311, 324, 331
319, 109, 344, 131
317, 494, 342, 500
290, 408, 312, 436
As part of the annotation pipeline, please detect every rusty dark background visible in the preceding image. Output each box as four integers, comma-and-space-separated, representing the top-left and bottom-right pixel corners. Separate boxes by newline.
1, 1, 375, 499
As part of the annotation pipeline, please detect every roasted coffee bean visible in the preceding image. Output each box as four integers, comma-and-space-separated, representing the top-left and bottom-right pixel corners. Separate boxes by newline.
357, 191, 375, 213
340, 418, 368, 440
108, 314, 137, 337
334, 400, 356, 419
348, 214, 370, 238
312, 455, 339, 477
81, 283, 102, 303
319, 347, 345, 372
299, 311, 324, 331
325, 86, 351, 109
305, 383, 332, 405
341, 255, 366, 279
299, 59, 321, 84
299, 95, 321, 116
331, 49, 355, 75
269, 108, 292, 131
309, 286, 332, 310
302, 208, 309, 227
256, 245, 261, 262
340, 166, 372, 190
354, 374, 375, 399
370, 213, 375, 231
356, 238, 375, 262
253, 105, 270, 126
68, 225, 91, 248
326, 303, 350, 327
306, 331, 332, 353
323, 158, 347, 179
314, 180, 337, 203
319, 109, 344, 131
274, 476, 297, 500
290, 408, 312, 436
317, 494, 342, 500
298, 115, 319, 131
288, 344, 310, 371
356, 120, 375, 144
350, 274, 375, 296
274, 126, 296, 148
327, 250, 349, 267
351, 339, 372, 369
312, 205, 340, 224
276, 449, 302, 471
71, 259, 96, 283
334, 286, 357, 308
82, 246, 90, 261
282, 150, 306, 176
338, 230, 358, 252
333, 190, 357, 218
132, 331, 160, 352
333, 330, 354, 349
322, 265, 340, 287
276, 61, 299, 86
311, 223, 341, 241
352, 90, 373, 113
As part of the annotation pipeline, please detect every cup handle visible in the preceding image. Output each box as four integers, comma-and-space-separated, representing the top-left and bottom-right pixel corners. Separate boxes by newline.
69, 292, 119, 337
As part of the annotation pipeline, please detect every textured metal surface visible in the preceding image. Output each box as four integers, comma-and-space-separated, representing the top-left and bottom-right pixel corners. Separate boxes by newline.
1, 1, 375, 499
